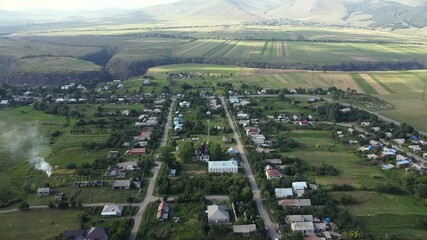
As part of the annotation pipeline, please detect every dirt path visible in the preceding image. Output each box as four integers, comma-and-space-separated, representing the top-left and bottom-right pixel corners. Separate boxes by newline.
220, 96, 282, 240
359, 73, 390, 94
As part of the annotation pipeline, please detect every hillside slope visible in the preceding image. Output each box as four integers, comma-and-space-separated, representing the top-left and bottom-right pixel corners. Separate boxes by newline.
144, 0, 427, 29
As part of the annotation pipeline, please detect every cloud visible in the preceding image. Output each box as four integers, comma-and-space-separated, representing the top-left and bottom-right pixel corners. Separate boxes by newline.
0, 0, 179, 11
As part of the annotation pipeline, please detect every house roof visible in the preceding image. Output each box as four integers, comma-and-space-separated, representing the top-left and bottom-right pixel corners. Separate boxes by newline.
382, 164, 395, 170
291, 222, 315, 231
286, 215, 314, 223
139, 131, 152, 138
396, 160, 411, 165
113, 180, 131, 188
37, 187, 51, 193
86, 227, 109, 239
275, 188, 294, 198
278, 199, 312, 207
157, 201, 169, 219
208, 160, 238, 170
233, 224, 256, 233
266, 159, 282, 164
101, 204, 123, 216
266, 169, 283, 178
292, 182, 308, 190
128, 148, 146, 154
206, 204, 230, 221
116, 161, 138, 170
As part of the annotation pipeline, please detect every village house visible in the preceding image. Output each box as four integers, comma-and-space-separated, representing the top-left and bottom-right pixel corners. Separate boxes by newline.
382, 164, 396, 170
367, 154, 379, 160
396, 160, 411, 168
101, 204, 123, 217
157, 201, 170, 221
139, 131, 152, 140
246, 127, 261, 136
37, 187, 52, 196
286, 215, 314, 224
112, 180, 131, 190
208, 159, 238, 173
382, 147, 397, 156
206, 204, 230, 224
116, 161, 138, 171
125, 148, 146, 156
108, 151, 119, 159
121, 110, 130, 116
278, 199, 312, 208
275, 188, 294, 198
196, 145, 210, 162
340, 108, 351, 113
396, 154, 410, 162
299, 120, 310, 126
292, 182, 308, 197
251, 134, 266, 145
291, 222, 315, 234
229, 96, 240, 104
265, 165, 283, 180
63, 227, 109, 240
369, 140, 382, 148
394, 138, 406, 146
348, 128, 354, 134
266, 159, 282, 165
361, 122, 370, 127
385, 132, 393, 138
372, 127, 381, 132
237, 112, 249, 120
408, 145, 422, 152
179, 101, 191, 108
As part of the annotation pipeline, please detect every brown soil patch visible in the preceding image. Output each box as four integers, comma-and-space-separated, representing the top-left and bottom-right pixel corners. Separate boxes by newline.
360, 73, 391, 94
319, 72, 365, 93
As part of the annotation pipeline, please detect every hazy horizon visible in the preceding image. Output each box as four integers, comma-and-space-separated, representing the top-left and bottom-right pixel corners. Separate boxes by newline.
0, 0, 179, 11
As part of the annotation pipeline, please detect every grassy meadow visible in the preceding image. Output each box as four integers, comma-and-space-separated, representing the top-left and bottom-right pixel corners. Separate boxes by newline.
0, 209, 83, 240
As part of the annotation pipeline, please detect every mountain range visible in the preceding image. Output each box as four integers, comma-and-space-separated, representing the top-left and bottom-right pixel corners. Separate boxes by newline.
1, 0, 427, 30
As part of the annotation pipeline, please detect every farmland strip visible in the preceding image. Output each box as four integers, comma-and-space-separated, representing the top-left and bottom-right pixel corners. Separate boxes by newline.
352, 74, 379, 94
202, 40, 231, 57
173, 40, 210, 56
261, 41, 269, 57
223, 41, 241, 57
359, 74, 390, 94
370, 74, 396, 93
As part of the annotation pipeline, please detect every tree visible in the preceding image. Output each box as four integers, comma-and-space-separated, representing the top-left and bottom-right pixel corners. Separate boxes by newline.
179, 141, 195, 162
208, 142, 225, 161
159, 145, 175, 166
18, 201, 29, 211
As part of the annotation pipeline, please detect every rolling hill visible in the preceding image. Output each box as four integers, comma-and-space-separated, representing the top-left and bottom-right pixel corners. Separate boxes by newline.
143, 0, 427, 29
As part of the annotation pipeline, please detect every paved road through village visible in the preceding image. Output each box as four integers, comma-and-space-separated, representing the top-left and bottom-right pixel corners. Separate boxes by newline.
220, 96, 282, 240
129, 97, 175, 240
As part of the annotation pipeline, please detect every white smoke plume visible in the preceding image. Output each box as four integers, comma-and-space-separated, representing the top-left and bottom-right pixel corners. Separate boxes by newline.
1, 122, 53, 177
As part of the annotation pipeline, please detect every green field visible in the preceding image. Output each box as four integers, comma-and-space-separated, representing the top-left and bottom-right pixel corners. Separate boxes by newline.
0, 209, 83, 240
138, 201, 208, 239
17, 57, 101, 73
332, 191, 427, 239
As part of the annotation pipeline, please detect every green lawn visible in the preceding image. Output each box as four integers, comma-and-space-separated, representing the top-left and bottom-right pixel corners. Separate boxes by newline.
289, 150, 394, 189
0, 209, 83, 240
138, 201, 207, 239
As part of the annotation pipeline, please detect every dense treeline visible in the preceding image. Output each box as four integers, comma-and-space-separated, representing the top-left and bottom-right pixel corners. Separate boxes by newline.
107, 57, 425, 79
157, 173, 249, 197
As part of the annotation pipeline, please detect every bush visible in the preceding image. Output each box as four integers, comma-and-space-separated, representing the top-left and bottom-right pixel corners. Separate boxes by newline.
18, 201, 29, 211
339, 195, 358, 205
376, 183, 406, 195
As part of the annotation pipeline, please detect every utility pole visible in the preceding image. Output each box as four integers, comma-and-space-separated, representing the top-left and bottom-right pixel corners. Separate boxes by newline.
207, 120, 210, 144
423, 83, 426, 101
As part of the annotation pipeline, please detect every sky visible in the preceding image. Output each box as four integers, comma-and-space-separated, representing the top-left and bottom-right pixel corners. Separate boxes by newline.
0, 0, 179, 11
